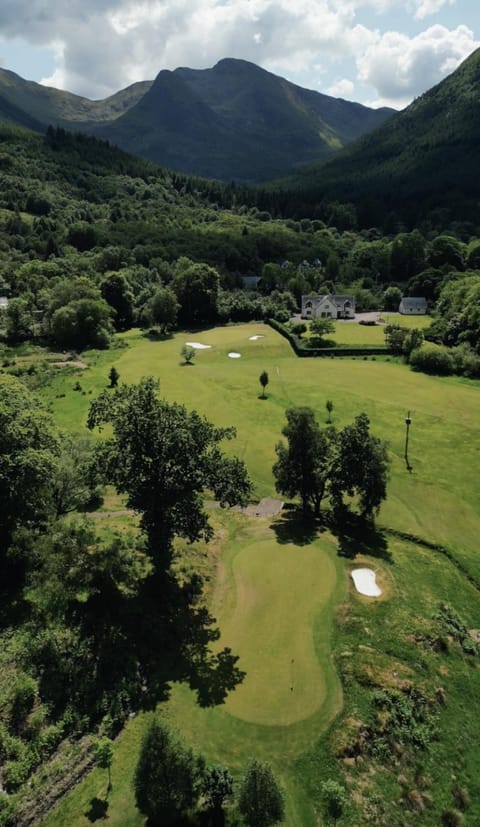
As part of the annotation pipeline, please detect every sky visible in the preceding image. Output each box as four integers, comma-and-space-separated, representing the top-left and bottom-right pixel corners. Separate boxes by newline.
0, 0, 477, 110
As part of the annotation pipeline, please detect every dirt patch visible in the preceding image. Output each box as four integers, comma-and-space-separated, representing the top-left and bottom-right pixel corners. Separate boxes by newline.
241, 498, 284, 518
50, 359, 88, 370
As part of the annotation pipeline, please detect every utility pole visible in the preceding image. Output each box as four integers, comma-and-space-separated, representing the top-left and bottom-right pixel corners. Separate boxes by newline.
404, 411, 412, 472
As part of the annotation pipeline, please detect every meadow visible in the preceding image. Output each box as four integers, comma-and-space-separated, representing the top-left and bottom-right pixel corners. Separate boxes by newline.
36, 322, 480, 826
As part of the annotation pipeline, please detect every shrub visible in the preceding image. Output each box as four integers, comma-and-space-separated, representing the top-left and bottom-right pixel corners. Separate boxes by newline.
410, 347, 454, 376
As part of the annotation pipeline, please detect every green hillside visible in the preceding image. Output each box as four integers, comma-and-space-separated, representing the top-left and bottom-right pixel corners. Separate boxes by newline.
274, 47, 480, 227
0, 67, 151, 129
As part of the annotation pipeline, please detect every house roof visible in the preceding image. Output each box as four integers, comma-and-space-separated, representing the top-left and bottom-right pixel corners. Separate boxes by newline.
400, 297, 427, 308
302, 294, 355, 306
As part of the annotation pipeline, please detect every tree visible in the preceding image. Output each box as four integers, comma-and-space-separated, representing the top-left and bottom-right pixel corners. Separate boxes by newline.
384, 323, 408, 354
51, 436, 102, 517
390, 230, 426, 281
134, 717, 204, 825
87, 379, 251, 705
172, 261, 220, 327
273, 407, 335, 515
203, 765, 234, 819
94, 737, 114, 794
321, 779, 347, 825
309, 316, 335, 344
326, 399, 333, 423
100, 273, 134, 331
433, 275, 480, 353
50, 298, 113, 350
181, 343, 195, 364
5, 297, 35, 342
259, 370, 269, 399
382, 286, 402, 312
108, 367, 120, 388
402, 328, 424, 361
329, 413, 390, 518
150, 286, 180, 335
0, 377, 60, 560
427, 235, 465, 271
238, 760, 284, 827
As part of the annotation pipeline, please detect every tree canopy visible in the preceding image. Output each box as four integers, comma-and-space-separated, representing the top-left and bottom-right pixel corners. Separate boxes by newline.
273, 407, 389, 518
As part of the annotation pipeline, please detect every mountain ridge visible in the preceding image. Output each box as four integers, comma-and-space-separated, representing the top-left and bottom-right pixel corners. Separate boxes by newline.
0, 58, 394, 183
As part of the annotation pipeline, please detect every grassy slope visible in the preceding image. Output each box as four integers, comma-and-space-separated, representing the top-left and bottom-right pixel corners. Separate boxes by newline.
39, 323, 480, 825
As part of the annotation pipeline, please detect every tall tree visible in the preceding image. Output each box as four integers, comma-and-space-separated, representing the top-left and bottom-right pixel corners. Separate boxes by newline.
150, 286, 180, 334
100, 272, 135, 331
134, 717, 204, 825
87, 378, 252, 705
273, 407, 334, 515
0, 377, 60, 561
172, 261, 220, 327
330, 413, 390, 518
238, 760, 284, 827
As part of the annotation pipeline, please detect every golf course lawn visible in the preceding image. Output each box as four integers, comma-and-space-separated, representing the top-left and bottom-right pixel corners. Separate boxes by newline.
35, 321, 480, 825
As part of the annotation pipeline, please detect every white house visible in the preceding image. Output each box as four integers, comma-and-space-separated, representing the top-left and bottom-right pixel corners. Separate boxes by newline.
399, 297, 427, 315
0, 296, 9, 310
301, 294, 355, 320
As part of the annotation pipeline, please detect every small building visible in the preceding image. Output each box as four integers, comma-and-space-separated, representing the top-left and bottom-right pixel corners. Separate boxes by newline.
399, 297, 427, 315
0, 296, 9, 310
241, 276, 261, 290
301, 294, 355, 320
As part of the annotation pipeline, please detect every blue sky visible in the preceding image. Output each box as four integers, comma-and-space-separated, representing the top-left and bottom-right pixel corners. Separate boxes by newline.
0, 0, 477, 108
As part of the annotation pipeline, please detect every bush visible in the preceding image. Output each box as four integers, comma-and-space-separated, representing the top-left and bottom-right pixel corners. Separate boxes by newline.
410, 347, 454, 375
9, 674, 36, 731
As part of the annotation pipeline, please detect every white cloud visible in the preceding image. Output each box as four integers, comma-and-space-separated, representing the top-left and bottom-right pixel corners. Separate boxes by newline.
414, 0, 456, 21
326, 78, 355, 98
356, 24, 478, 108
0, 0, 476, 108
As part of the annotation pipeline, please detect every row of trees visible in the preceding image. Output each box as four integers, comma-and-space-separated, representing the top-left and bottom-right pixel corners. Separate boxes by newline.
273, 408, 390, 518
134, 717, 284, 826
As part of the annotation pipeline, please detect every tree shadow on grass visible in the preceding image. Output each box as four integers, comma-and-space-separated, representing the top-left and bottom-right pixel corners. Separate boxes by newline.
144, 329, 173, 342
85, 797, 109, 822
326, 509, 392, 563
270, 504, 326, 546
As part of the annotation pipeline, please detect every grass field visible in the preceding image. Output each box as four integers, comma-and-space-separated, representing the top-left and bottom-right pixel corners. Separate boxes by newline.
327, 313, 432, 346
35, 322, 480, 826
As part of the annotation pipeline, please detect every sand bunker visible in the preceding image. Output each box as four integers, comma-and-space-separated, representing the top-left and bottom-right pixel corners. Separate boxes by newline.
248, 335, 264, 341
351, 568, 382, 597
228, 352, 241, 358
186, 342, 211, 350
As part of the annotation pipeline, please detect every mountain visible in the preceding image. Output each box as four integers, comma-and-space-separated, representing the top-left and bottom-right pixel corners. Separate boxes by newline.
275, 48, 480, 226
0, 67, 152, 128
0, 60, 393, 183
94, 58, 394, 182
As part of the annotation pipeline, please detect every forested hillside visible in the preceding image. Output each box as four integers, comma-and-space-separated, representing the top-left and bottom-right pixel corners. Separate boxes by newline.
272, 48, 480, 230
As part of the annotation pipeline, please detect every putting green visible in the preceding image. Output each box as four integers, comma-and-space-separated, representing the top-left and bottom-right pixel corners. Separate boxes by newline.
215, 538, 338, 727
